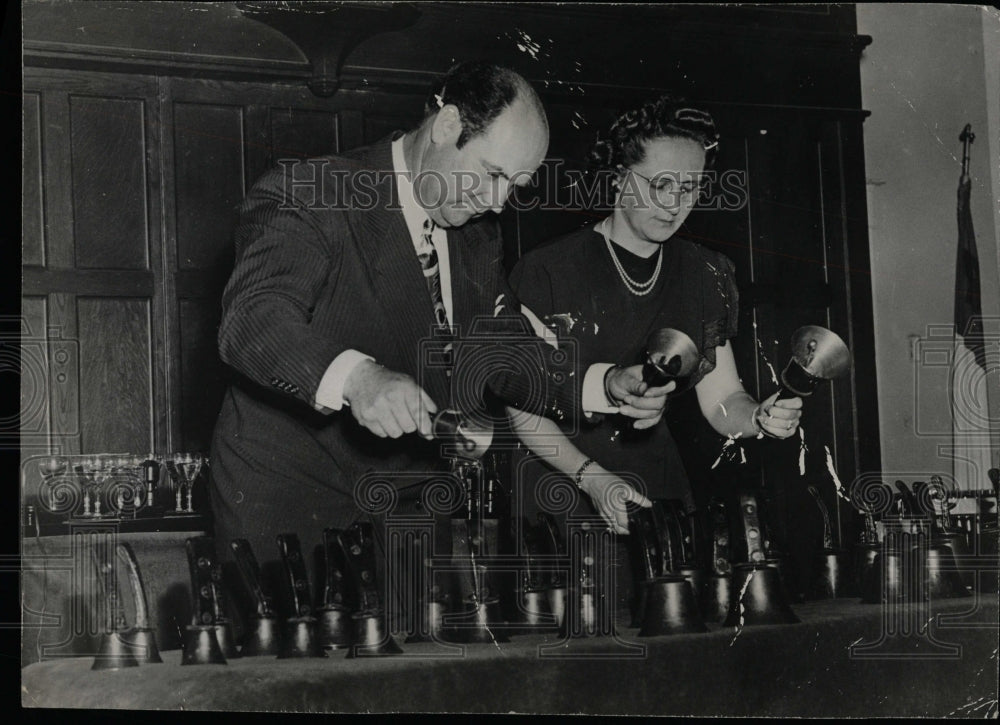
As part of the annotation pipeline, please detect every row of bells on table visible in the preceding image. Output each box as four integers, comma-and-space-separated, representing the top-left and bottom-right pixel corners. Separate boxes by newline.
93, 533, 999, 670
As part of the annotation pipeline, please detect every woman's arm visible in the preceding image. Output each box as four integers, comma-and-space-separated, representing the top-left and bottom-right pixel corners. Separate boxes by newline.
506, 406, 651, 534
695, 341, 802, 439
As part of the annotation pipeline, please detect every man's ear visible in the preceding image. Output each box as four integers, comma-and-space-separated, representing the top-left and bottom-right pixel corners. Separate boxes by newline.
430, 104, 463, 146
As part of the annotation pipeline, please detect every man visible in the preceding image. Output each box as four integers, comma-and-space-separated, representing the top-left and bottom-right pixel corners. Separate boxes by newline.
209, 62, 667, 599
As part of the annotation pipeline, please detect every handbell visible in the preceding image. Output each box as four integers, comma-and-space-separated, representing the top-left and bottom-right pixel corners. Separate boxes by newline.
642, 328, 700, 389
181, 536, 228, 665
317, 528, 352, 651
230, 539, 282, 657
806, 485, 854, 599
638, 575, 707, 636
701, 499, 732, 623
275, 533, 325, 659
181, 625, 227, 665
922, 539, 971, 600
116, 542, 163, 664
775, 325, 851, 402
724, 562, 800, 626
338, 522, 403, 657
91, 537, 140, 670
432, 409, 494, 461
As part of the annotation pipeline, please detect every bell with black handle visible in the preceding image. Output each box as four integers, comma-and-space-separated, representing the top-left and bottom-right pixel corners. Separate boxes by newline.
921, 536, 971, 600
116, 542, 162, 664
91, 537, 140, 671
561, 522, 618, 638
626, 504, 664, 628
275, 533, 325, 658
661, 499, 706, 611
538, 513, 569, 629
432, 409, 493, 461
439, 516, 510, 644
317, 528, 353, 650
724, 494, 799, 625
641, 328, 699, 390
806, 486, 853, 599
512, 516, 558, 633
338, 522, 403, 657
181, 536, 227, 665
701, 499, 732, 623
773, 326, 851, 403
230, 539, 282, 657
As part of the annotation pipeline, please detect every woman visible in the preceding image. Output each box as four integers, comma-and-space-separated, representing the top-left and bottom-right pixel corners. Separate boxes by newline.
507, 96, 802, 537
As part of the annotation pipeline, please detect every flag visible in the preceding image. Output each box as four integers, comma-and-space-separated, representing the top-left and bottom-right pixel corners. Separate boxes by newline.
954, 174, 986, 371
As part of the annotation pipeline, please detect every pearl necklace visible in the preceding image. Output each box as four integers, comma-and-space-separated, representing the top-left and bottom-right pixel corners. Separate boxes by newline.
598, 219, 663, 297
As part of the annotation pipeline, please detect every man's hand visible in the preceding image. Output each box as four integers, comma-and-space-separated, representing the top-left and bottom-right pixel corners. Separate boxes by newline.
578, 464, 652, 534
342, 359, 437, 439
606, 364, 676, 430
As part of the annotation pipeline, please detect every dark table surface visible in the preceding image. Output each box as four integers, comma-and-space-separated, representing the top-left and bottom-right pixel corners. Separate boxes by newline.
20, 594, 999, 716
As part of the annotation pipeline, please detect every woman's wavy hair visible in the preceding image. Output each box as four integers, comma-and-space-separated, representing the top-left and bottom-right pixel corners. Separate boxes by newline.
589, 95, 720, 174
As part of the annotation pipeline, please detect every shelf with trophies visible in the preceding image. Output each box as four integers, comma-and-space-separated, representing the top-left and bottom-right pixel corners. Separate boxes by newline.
22, 452, 212, 536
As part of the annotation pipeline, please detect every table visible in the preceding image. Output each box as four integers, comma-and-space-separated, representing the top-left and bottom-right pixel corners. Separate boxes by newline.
20, 595, 999, 716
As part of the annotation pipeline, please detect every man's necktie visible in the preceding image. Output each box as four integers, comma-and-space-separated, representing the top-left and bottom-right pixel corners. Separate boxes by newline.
418, 218, 450, 332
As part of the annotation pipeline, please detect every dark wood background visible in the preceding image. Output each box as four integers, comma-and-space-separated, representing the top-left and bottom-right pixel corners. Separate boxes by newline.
21, 2, 881, 588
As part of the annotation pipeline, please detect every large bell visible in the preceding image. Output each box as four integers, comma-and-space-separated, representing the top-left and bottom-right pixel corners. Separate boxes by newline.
346, 612, 404, 657
642, 328, 700, 389
240, 615, 282, 657
861, 545, 906, 604
922, 539, 971, 600
724, 562, 800, 626
92, 631, 140, 671
809, 549, 854, 600
638, 575, 707, 636
181, 624, 227, 665
278, 616, 325, 659
777, 325, 851, 400
700, 574, 731, 623
123, 627, 163, 665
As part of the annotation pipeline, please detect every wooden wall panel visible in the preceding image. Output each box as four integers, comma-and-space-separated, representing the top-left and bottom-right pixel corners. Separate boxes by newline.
69, 96, 149, 270
77, 298, 152, 453
173, 103, 245, 272
23, 93, 45, 267
20, 298, 50, 447
268, 107, 340, 161
178, 299, 227, 453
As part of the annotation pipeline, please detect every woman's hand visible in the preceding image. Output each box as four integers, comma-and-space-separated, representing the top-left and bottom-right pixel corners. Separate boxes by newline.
753, 391, 803, 439
577, 465, 652, 534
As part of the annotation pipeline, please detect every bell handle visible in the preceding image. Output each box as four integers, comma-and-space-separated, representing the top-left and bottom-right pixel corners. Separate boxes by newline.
116, 542, 151, 629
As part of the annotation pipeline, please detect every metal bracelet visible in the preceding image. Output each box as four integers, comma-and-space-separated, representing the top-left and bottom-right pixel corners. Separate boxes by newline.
575, 458, 598, 489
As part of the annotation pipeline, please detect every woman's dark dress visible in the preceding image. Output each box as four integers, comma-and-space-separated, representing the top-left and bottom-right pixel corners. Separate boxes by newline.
509, 224, 740, 512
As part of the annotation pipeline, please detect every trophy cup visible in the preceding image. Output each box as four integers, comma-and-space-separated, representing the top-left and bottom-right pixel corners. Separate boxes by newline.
91, 537, 140, 671
117, 542, 163, 664
181, 536, 227, 665
276, 533, 325, 658
230, 539, 282, 657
